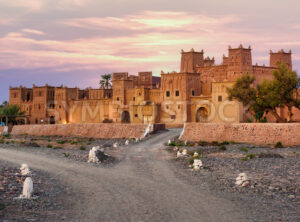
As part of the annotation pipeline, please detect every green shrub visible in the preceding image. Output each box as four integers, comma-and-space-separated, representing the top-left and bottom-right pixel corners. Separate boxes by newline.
57, 140, 66, 144
0, 202, 5, 211
10, 140, 15, 144
176, 142, 184, 146
88, 138, 93, 142
79, 146, 86, 150
3, 134, 10, 138
241, 157, 248, 161
189, 157, 194, 165
212, 141, 219, 146
20, 141, 25, 145
70, 140, 79, 145
48, 139, 51, 142
87, 142, 92, 145
63, 153, 70, 158
168, 141, 176, 146
0, 139, 4, 144
199, 141, 208, 146
246, 153, 256, 159
54, 146, 63, 150
275, 141, 283, 148
220, 141, 229, 145
47, 144, 53, 148
240, 147, 248, 152
218, 145, 227, 151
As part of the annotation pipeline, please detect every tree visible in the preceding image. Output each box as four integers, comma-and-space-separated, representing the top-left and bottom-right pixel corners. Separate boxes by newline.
0, 104, 25, 125
227, 64, 300, 122
99, 74, 112, 89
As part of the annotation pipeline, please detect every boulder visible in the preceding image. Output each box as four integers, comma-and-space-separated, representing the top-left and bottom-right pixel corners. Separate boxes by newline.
193, 159, 203, 170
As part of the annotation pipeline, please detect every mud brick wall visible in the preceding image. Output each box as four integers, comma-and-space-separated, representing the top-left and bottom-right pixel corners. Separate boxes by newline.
180, 123, 300, 146
11, 123, 162, 139
0, 126, 4, 134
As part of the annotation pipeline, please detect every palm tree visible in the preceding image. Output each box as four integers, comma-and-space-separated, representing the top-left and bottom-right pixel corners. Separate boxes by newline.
99, 74, 112, 89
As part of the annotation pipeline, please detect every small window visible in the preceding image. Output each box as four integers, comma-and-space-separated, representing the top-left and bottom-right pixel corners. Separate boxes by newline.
178, 105, 180, 110
171, 115, 176, 120
134, 114, 138, 117
166, 91, 170, 97
166, 105, 169, 109
192, 90, 195, 96
117, 97, 119, 101
175, 91, 179, 97
218, 96, 222, 102
133, 97, 135, 101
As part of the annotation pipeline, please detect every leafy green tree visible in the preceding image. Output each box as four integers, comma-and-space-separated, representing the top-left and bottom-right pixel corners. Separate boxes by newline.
0, 101, 8, 108
0, 104, 25, 125
99, 74, 112, 89
227, 64, 300, 122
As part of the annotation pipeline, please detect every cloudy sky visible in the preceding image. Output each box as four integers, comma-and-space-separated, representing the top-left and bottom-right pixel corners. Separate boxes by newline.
0, 0, 299, 102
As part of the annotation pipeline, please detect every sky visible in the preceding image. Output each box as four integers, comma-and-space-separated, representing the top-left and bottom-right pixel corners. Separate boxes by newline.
0, 0, 300, 102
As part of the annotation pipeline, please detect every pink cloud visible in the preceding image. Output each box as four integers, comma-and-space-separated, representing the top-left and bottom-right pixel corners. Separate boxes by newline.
0, 11, 299, 76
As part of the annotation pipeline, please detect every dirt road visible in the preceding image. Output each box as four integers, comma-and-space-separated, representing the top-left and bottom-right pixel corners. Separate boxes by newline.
0, 129, 243, 222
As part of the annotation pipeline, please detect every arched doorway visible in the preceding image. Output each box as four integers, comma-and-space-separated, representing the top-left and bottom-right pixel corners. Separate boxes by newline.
121, 111, 130, 123
196, 107, 208, 122
50, 116, 55, 124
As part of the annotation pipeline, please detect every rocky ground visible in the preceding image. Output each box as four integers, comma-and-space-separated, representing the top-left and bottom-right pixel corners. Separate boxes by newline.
0, 161, 74, 221
166, 140, 300, 222
0, 134, 139, 166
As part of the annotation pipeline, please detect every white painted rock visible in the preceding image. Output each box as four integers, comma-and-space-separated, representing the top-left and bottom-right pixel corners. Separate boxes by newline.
184, 140, 188, 146
168, 140, 171, 145
177, 151, 183, 158
235, 173, 249, 187
193, 159, 203, 170
20, 164, 31, 176
88, 146, 100, 163
20, 177, 33, 199
182, 149, 188, 155
193, 152, 199, 157
113, 142, 118, 148
135, 138, 139, 142
125, 140, 129, 145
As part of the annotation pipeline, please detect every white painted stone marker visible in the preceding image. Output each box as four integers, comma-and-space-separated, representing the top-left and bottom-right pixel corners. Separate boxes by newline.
20, 163, 31, 176
235, 173, 249, 187
20, 177, 33, 199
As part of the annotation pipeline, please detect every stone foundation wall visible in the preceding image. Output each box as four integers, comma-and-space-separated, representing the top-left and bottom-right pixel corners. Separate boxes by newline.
11, 123, 164, 139
180, 123, 300, 146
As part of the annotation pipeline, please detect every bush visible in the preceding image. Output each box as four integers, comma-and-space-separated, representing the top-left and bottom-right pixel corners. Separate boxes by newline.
220, 141, 229, 145
79, 146, 86, 150
199, 141, 208, 146
189, 157, 194, 165
275, 141, 283, 148
54, 146, 63, 150
47, 144, 53, 148
0, 202, 5, 211
176, 142, 184, 146
57, 140, 66, 144
168, 141, 176, 146
241, 157, 248, 161
246, 153, 256, 159
218, 145, 227, 151
70, 140, 79, 145
0, 139, 4, 144
63, 153, 70, 158
87, 142, 92, 145
240, 147, 248, 152
212, 141, 219, 146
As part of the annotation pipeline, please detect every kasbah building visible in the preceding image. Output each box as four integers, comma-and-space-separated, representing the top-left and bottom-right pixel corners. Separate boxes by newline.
9, 44, 300, 126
